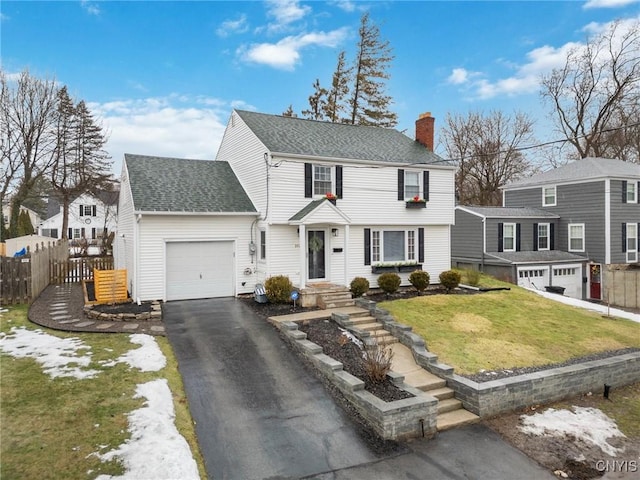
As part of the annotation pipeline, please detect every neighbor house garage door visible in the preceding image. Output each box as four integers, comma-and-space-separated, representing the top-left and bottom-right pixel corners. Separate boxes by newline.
551, 264, 583, 299
166, 241, 234, 301
517, 266, 549, 290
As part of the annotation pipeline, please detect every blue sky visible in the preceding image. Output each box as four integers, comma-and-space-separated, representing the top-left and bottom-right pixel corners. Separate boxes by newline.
2, 0, 639, 175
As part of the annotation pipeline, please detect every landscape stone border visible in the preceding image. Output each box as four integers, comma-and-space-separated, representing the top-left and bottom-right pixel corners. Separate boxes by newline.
83, 302, 162, 322
354, 297, 640, 418
271, 318, 438, 441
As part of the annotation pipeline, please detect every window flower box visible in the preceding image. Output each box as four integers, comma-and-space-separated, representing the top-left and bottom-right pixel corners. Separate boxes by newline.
372, 263, 422, 274
405, 197, 426, 209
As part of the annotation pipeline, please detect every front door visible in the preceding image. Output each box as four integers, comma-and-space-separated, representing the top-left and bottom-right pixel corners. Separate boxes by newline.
307, 230, 326, 280
589, 263, 601, 300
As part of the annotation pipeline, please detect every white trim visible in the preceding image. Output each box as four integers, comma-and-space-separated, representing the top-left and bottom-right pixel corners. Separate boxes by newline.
370, 228, 419, 263
269, 152, 457, 171
503, 222, 516, 252
626, 222, 638, 264
403, 170, 422, 200
625, 180, 638, 203
312, 164, 335, 198
542, 185, 556, 207
605, 178, 611, 264
537, 222, 550, 251
568, 223, 585, 252
133, 210, 259, 216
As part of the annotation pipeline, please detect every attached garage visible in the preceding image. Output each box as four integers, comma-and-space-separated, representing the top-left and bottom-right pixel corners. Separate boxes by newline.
517, 266, 549, 290
166, 241, 235, 301
551, 263, 583, 299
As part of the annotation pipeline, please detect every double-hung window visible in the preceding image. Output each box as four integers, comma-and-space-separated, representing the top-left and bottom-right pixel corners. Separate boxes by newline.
80, 205, 97, 217
503, 223, 516, 252
568, 223, 585, 252
371, 229, 417, 263
625, 223, 638, 263
537, 223, 550, 251
542, 186, 556, 207
313, 165, 333, 196
624, 181, 637, 203
404, 171, 421, 199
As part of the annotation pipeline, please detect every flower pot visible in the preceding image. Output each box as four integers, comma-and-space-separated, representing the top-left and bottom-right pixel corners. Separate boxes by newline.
405, 201, 426, 209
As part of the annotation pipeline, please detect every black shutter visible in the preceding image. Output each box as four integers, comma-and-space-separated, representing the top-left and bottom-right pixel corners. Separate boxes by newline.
92, 205, 97, 216
68, 228, 72, 239
423, 171, 430, 201
81, 227, 85, 238
418, 228, 424, 263
498, 223, 504, 252
304, 163, 312, 198
79, 205, 84, 216
622, 223, 627, 252
91, 228, 96, 239
638, 182, 640, 204
550, 223, 555, 250
364, 228, 371, 266
336, 165, 343, 199
516, 223, 521, 252
533, 223, 539, 251
398, 170, 405, 201
622, 181, 628, 203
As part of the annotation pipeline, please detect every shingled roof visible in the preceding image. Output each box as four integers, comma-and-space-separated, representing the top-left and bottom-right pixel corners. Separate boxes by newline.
235, 110, 450, 166
124, 154, 257, 214
504, 157, 640, 189
458, 206, 559, 218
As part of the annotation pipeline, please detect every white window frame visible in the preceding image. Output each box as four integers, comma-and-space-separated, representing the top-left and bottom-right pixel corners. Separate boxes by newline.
371, 229, 418, 264
404, 171, 422, 200
313, 165, 334, 197
259, 229, 266, 261
503, 223, 516, 252
626, 223, 638, 263
72, 228, 82, 239
568, 223, 585, 252
538, 223, 550, 251
626, 181, 637, 203
542, 186, 556, 207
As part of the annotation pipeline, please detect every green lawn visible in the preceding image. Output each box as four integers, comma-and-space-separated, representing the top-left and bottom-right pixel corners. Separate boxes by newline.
0, 305, 205, 479
380, 275, 640, 375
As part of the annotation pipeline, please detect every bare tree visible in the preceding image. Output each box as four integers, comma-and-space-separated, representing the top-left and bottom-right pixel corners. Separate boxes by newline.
323, 51, 352, 123
540, 19, 640, 163
441, 110, 535, 206
1, 69, 59, 238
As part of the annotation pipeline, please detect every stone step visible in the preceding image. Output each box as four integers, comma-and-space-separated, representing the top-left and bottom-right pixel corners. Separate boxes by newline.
404, 372, 447, 391
428, 387, 455, 400
349, 309, 372, 319
356, 322, 386, 332
349, 315, 378, 326
369, 329, 392, 339
320, 299, 356, 309
376, 335, 399, 346
436, 409, 480, 432
437, 398, 463, 414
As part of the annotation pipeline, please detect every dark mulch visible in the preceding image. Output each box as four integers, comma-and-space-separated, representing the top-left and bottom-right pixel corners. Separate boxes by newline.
299, 319, 414, 403
84, 281, 154, 315
363, 285, 482, 303
238, 295, 320, 318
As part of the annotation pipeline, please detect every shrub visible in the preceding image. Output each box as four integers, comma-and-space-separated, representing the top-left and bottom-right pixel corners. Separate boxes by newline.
377, 272, 401, 295
464, 268, 481, 287
363, 343, 394, 383
439, 270, 461, 293
264, 275, 293, 304
408, 270, 430, 293
350, 277, 370, 298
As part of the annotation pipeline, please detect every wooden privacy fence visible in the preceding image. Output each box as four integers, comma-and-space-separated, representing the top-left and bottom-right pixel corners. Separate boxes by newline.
50, 256, 114, 285
94, 268, 127, 304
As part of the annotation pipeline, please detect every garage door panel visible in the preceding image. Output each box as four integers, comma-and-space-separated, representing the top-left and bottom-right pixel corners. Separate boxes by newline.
551, 263, 582, 299
517, 266, 549, 289
166, 241, 234, 301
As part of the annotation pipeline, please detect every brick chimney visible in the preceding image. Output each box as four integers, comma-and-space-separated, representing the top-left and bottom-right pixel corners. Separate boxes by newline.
415, 112, 435, 151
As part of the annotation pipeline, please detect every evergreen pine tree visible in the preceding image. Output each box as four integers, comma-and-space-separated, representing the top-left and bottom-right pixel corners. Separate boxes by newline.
323, 51, 352, 123
302, 79, 328, 121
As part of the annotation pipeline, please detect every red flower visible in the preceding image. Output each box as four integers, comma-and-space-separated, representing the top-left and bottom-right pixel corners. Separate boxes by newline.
325, 192, 336, 200
412, 195, 421, 202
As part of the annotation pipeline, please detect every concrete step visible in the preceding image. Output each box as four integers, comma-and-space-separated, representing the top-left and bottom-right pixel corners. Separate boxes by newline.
349, 309, 372, 319
356, 322, 386, 332
376, 335, 399, 346
349, 315, 378, 326
437, 398, 463, 414
318, 296, 356, 309
404, 371, 447, 391
436, 409, 480, 432
428, 387, 455, 400
369, 329, 392, 339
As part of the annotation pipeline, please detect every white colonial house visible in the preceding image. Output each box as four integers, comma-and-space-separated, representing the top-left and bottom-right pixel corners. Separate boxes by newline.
115, 110, 456, 302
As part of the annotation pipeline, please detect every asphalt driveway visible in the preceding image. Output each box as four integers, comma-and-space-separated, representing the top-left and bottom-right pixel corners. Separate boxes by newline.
163, 298, 382, 480
164, 297, 554, 480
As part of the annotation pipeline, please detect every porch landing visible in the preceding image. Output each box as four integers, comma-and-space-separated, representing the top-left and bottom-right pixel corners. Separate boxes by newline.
300, 283, 354, 308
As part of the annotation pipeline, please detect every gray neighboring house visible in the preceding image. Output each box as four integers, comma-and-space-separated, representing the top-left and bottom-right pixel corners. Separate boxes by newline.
452, 206, 589, 298
502, 157, 640, 301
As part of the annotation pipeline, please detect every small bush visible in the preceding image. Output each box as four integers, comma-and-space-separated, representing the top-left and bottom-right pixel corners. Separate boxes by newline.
377, 272, 401, 295
363, 343, 394, 383
350, 277, 370, 297
439, 270, 461, 293
463, 269, 481, 287
264, 275, 293, 304
408, 270, 430, 293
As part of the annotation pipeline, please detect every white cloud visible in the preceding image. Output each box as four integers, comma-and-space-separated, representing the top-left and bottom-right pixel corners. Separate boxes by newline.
330, 0, 357, 12
265, 0, 312, 33
81, 1, 101, 16
447, 68, 472, 85
239, 28, 349, 70
583, 0, 639, 8
216, 14, 249, 37
89, 95, 231, 175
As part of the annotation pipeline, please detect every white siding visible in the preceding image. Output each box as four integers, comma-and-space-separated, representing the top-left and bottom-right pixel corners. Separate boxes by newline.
266, 224, 301, 287
114, 164, 136, 295
135, 215, 256, 301
216, 111, 269, 217
424, 225, 451, 281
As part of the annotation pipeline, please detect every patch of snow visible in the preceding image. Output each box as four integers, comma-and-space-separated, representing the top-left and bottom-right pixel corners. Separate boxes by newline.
0, 327, 99, 379
526, 288, 640, 323
519, 406, 626, 456
94, 379, 199, 480
116, 334, 166, 372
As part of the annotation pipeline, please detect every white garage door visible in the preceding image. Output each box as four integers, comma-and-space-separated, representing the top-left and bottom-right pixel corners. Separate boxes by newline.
166, 241, 234, 301
517, 266, 549, 290
551, 264, 583, 299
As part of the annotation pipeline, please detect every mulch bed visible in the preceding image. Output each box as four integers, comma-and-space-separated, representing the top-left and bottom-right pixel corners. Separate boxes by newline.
84, 281, 154, 315
299, 319, 414, 402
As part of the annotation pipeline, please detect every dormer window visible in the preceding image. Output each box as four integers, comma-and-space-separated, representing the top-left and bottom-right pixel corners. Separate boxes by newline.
542, 186, 556, 207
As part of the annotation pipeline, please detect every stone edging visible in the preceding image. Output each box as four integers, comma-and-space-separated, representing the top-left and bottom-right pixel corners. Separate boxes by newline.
83, 302, 162, 322
355, 297, 640, 418
270, 318, 438, 441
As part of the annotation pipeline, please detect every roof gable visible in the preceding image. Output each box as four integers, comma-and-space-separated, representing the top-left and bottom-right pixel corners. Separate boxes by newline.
124, 154, 257, 214
235, 110, 450, 166
504, 157, 640, 189
289, 199, 351, 225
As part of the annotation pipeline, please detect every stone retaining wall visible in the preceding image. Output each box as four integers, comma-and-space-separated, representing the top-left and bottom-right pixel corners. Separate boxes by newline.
272, 319, 438, 441
84, 302, 162, 322
355, 298, 640, 418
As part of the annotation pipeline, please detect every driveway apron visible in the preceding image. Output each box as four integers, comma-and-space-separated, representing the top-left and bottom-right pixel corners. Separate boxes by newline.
163, 298, 380, 480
